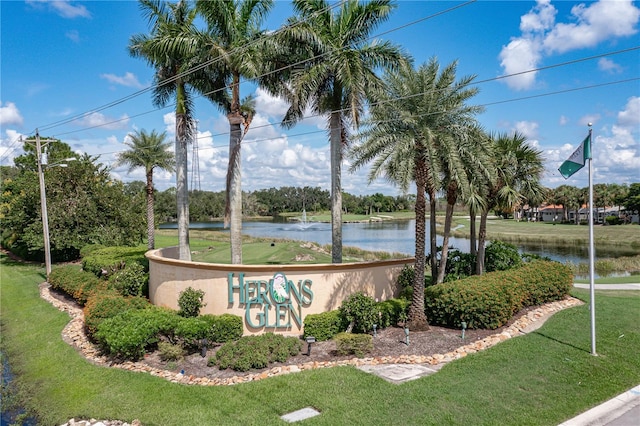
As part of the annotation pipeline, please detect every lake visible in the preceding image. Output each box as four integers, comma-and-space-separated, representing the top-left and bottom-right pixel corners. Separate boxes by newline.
160, 219, 639, 265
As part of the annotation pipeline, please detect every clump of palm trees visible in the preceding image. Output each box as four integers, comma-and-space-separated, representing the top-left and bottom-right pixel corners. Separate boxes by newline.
126, 0, 545, 331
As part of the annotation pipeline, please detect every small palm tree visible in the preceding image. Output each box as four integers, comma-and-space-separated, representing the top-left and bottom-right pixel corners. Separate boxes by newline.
274, 0, 406, 263
115, 129, 175, 250
476, 132, 545, 274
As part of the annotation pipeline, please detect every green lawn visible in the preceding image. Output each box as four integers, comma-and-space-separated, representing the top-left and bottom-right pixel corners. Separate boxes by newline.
573, 275, 640, 284
1, 252, 639, 425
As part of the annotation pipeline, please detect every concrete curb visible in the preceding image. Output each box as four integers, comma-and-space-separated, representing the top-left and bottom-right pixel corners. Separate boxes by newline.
558, 385, 640, 426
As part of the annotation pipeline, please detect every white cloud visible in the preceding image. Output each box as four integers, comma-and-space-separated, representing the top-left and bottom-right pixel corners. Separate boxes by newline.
100, 72, 145, 89
0, 101, 24, 126
65, 30, 80, 43
559, 115, 568, 125
578, 114, 600, 127
254, 88, 289, 119
597, 58, 623, 74
543, 1, 640, 54
74, 112, 129, 130
163, 112, 176, 135
499, 0, 640, 90
27, 0, 91, 19
513, 120, 539, 139
617, 96, 640, 128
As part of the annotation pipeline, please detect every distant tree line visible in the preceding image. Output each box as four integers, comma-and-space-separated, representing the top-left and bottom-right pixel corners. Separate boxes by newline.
546, 183, 639, 223
153, 186, 416, 222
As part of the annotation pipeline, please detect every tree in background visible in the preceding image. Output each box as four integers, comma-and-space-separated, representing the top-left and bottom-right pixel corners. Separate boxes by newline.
1, 141, 144, 262
115, 129, 175, 250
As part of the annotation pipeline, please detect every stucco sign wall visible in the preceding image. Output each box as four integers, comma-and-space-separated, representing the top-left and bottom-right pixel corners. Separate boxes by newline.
146, 246, 411, 335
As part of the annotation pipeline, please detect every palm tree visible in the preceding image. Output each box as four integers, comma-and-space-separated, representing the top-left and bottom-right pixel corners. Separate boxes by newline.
129, 0, 200, 260
194, 0, 271, 264
115, 129, 175, 250
274, 0, 405, 263
350, 58, 485, 328
476, 132, 545, 274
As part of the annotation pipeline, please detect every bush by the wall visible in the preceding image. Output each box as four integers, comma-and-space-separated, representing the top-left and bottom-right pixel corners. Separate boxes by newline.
425, 260, 572, 329
94, 306, 179, 360
375, 298, 409, 328
49, 265, 106, 305
174, 316, 211, 349
107, 262, 148, 297
303, 310, 346, 341
82, 246, 148, 277
339, 292, 378, 334
177, 287, 206, 318
334, 333, 373, 357
158, 341, 183, 362
83, 289, 149, 336
207, 314, 243, 343
212, 333, 302, 372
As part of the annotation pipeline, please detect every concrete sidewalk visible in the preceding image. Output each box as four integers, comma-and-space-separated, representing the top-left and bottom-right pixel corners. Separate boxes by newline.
573, 283, 640, 290
558, 385, 640, 426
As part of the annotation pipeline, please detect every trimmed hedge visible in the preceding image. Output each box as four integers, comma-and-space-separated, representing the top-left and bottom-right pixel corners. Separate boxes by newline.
335, 333, 373, 357
82, 246, 149, 277
425, 260, 572, 330
376, 298, 410, 328
211, 333, 302, 372
303, 310, 347, 341
49, 265, 106, 305
83, 290, 149, 336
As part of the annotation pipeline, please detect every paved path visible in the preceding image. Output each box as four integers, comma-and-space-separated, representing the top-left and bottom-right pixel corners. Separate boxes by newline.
574, 283, 640, 290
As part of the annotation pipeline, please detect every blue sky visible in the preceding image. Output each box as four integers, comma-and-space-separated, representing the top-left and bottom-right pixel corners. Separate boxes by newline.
1, 0, 639, 196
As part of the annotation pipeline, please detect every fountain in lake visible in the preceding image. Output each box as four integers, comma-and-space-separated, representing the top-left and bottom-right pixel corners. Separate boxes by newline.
296, 209, 315, 230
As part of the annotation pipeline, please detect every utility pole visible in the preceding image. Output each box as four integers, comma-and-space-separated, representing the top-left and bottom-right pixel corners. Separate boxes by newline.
34, 130, 53, 278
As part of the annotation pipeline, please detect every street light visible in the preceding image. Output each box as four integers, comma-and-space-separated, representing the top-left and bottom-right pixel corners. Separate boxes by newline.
32, 131, 75, 278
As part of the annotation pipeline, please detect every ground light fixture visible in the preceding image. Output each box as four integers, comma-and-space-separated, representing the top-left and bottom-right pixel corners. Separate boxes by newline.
404, 327, 410, 345
305, 336, 315, 356
461, 321, 467, 340
200, 338, 208, 357
373, 324, 377, 337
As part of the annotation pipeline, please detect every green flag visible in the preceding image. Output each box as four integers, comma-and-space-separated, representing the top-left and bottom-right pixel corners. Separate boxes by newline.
559, 133, 591, 179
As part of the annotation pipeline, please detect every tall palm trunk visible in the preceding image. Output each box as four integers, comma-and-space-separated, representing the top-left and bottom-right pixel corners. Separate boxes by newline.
428, 189, 437, 282
175, 84, 190, 261
436, 181, 458, 284
329, 111, 343, 264
469, 207, 477, 256
227, 115, 243, 264
146, 169, 155, 250
226, 73, 243, 264
476, 208, 490, 275
408, 163, 429, 331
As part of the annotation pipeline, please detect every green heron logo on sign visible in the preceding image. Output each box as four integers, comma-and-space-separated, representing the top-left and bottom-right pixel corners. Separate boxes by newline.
227, 272, 314, 329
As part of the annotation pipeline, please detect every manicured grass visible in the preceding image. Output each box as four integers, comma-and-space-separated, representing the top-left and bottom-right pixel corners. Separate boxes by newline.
450, 217, 640, 248
2, 253, 639, 425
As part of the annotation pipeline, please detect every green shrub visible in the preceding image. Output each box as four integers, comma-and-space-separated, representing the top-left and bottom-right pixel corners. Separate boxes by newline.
444, 249, 477, 281
178, 287, 206, 318
107, 262, 148, 297
485, 241, 522, 272
334, 333, 373, 358
79, 244, 106, 258
208, 314, 243, 343
605, 215, 622, 225
82, 246, 148, 277
375, 298, 409, 328
213, 333, 302, 372
425, 260, 572, 329
303, 310, 346, 341
158, 341, 183, 361
83, 289, 149, 336
518, 261, 573, 306
49, 265, 106, 305
174, 316, 210, 349
339, 292, 378, 334
425, 270, 527, 330
95, 306, 179, 360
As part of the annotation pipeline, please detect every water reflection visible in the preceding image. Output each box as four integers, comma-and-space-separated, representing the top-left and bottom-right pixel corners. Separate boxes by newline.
160, 219, 638, 264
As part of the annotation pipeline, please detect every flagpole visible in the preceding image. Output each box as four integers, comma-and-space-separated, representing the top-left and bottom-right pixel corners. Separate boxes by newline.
587, 123, 597, 356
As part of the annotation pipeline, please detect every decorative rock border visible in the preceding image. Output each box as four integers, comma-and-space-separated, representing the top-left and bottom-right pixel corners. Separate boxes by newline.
40, 283, 583, 386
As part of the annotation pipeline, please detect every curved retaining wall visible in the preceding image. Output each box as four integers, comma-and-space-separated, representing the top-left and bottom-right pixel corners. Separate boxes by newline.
146, 246, 412, 336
